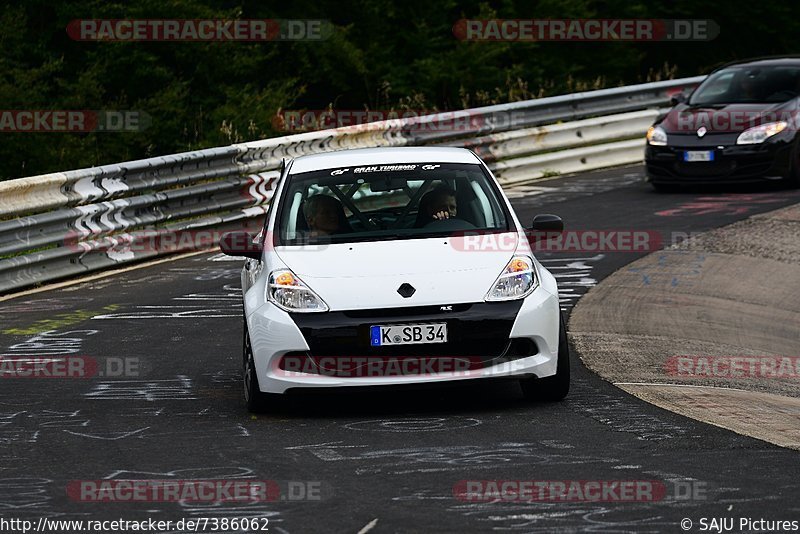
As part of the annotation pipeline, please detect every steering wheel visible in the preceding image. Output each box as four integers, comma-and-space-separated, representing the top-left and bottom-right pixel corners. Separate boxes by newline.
766, 90, 798, 102
368, 216, 388, 230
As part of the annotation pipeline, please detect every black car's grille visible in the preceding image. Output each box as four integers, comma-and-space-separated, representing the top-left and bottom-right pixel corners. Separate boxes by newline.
646, 140, 792, 181
674, 160, 737, 177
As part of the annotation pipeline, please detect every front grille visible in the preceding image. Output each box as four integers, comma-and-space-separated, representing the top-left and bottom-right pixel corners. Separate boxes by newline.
289, 301, 524, 360
647, 140, 789, 181
342, 303, 473, 318
674, 160, 737, 177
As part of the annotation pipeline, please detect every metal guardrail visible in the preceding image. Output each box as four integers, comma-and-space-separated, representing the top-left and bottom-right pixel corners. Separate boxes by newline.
460, 109, 661, 161
0, 76, 704, 293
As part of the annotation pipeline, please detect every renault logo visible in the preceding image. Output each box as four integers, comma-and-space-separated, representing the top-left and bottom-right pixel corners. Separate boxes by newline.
397, 283, 416, 298
697, 126, 707, 138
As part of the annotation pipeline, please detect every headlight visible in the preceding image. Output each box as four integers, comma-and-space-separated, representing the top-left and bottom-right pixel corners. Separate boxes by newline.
736, 121, 788, 145
646, 125, 668, 146
267, 269, 329, 313
485, 256, 538, 302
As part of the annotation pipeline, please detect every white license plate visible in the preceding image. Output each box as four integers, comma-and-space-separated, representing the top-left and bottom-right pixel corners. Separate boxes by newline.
683, 150, 714, 162
370, 323, 447, 346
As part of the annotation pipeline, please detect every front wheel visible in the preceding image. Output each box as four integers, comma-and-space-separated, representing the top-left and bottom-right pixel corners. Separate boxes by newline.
651, 182, 680, 193
784, 145, 800, 189
243, 321, 276, 413
520, 312, 570, 402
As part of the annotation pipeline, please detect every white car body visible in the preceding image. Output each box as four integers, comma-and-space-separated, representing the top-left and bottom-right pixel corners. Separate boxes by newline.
231, 147, 563, 398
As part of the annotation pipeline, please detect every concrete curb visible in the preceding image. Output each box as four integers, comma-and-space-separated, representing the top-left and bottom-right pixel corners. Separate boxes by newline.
570, 202, 800, 450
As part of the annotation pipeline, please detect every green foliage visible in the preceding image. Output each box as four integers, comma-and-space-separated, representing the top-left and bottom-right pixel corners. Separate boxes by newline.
1, 0, 798, 179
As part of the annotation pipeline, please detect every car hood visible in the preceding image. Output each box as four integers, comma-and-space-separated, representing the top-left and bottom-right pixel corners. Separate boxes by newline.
660, 101, 798, 135
273, 234, 521, 310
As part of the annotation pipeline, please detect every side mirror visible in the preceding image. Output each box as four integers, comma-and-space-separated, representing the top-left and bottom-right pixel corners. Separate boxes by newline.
531, 214, 564, 232
219, 231, 263, 260
669, 92, 687, 106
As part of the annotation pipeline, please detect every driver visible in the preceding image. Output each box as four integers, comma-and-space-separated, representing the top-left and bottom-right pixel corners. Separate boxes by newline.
414, 185, 458, 227
303, 194, 350, 236
738, 74, 758, 100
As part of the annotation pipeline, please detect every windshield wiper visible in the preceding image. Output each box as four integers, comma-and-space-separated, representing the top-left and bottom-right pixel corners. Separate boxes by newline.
356, 233, 417, 242
685, 103, 728, 109
338, 231, 458, 244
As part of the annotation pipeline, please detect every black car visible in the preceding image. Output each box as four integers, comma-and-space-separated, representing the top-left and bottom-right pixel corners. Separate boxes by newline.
646, 58, 800, 191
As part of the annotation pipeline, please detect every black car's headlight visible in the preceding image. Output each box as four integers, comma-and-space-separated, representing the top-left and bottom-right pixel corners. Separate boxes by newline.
646, 125, 668, 146
736, 121, 788, 145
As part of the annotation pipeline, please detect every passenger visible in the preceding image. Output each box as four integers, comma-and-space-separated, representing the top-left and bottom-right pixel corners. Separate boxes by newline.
303, 195, 351, 236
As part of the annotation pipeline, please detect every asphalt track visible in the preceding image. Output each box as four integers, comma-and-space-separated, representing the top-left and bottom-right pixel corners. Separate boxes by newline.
1, 165, 800, 533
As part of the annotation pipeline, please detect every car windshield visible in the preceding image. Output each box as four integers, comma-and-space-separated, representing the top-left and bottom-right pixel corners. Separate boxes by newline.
689, 65, 800, 105
276, 162, 510, 245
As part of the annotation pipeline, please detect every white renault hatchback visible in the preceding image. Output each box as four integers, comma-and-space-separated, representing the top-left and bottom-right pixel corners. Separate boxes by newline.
220, 147, 569, 411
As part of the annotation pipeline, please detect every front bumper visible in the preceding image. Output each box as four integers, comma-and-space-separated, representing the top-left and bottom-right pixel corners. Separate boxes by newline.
246, 286, 561, 394
645, 135, 793, 185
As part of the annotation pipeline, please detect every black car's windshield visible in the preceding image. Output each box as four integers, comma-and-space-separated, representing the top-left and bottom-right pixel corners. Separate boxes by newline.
689, 65, 800, 105
276, 162, 510, 245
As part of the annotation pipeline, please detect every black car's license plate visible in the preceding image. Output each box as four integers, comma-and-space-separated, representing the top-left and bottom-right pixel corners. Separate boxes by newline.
683, 150, 714, 162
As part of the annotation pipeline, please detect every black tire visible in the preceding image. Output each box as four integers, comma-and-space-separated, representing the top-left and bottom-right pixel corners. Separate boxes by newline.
784, 144, 800, 189
243, 321, 274, 413
520, 312, 570, 402
651, 182, 679, 193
